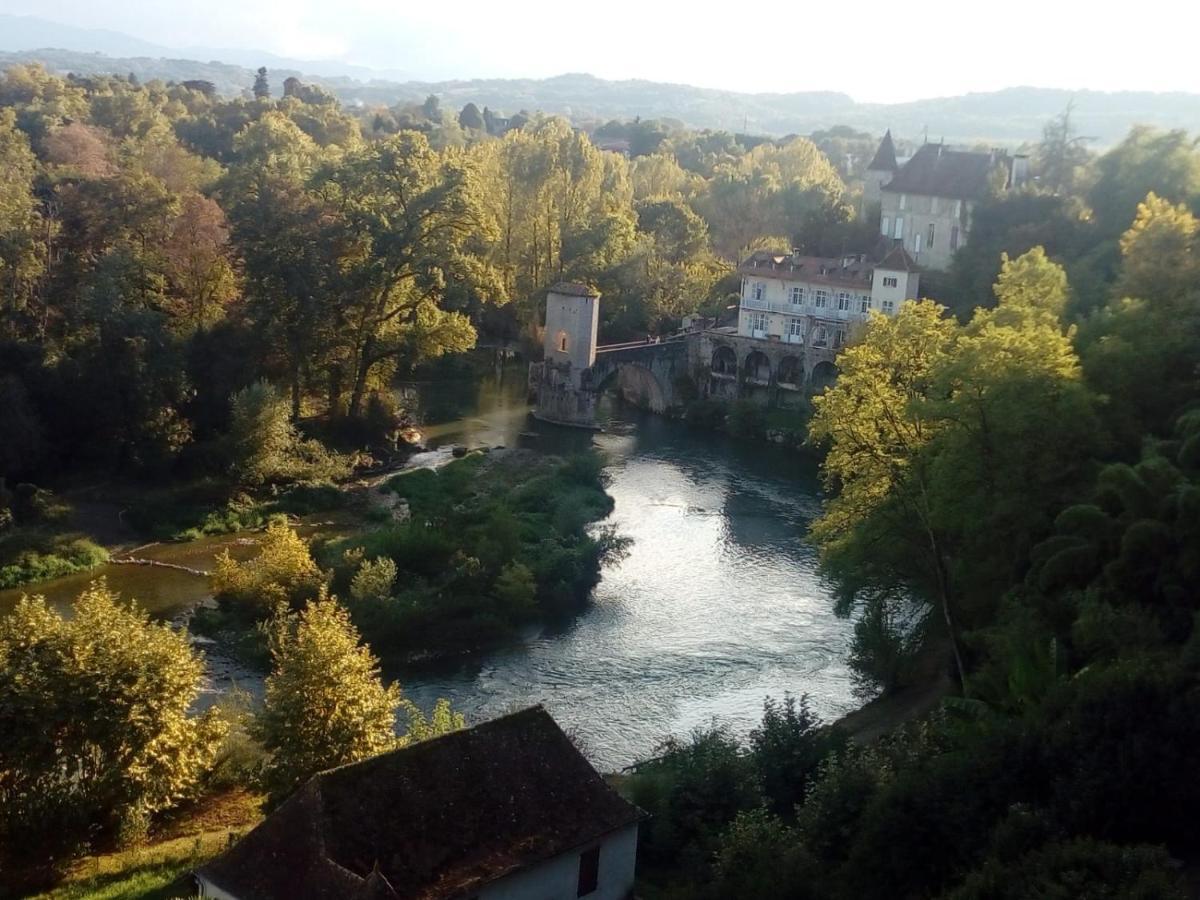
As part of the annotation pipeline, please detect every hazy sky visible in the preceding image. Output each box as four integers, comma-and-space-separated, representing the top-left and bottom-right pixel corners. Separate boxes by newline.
5, 0, 1200, 102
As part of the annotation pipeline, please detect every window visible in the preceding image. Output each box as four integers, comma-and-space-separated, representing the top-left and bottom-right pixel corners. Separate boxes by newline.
859, 295, 871, 313
812, 326, 829, 348
752, 282, 764, 301
789, 285, 804, 305
882, 276, 898, 288
787, 317, 804, 339
882, 299, 896, 314
834, 329, 847, 349
899, 193, 907, 210
927, 223, 936, 249
954, 200, 963, 218
813, 290, 828, 309
556, 331, 568, 353
950, 225, 960, 250
577, 846, 600, 897
893, 216, 904, 240
914, 232, 923, 255
747, 311, 768, 333
837, 292, 851, 311
881, 215, 891, 236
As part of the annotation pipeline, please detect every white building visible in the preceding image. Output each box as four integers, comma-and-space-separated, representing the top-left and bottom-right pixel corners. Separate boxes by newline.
195, 707, 643, 900
736, 247, 920, 348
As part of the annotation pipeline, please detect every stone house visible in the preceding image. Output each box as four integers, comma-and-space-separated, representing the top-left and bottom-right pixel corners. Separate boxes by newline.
868, 136, 1029, 270
195, 707, 644, 900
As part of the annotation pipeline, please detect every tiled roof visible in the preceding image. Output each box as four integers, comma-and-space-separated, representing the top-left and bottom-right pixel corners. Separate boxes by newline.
737, 250, 873, 288
197, 707, 643, 900
549, 282, 600, 298
882, 143, 1010, 200
867, 130, 899, 173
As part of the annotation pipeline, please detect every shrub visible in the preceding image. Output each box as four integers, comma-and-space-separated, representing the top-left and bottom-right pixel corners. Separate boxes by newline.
211, 520, 326, 619
0, 582, 225, 873
749, 694, 846, 819
0, 533, 109, 588
350, 556, 398, 602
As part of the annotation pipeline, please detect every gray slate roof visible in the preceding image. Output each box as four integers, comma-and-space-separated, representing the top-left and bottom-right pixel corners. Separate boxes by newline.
882, 142, 1011, 200
196, 707, 642, 900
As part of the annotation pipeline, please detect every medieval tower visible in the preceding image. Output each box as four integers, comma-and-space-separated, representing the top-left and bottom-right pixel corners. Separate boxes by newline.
529, 283, 601, 426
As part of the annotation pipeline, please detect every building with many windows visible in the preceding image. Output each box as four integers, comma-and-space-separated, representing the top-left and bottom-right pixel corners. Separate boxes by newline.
736, 245, 920, 348
866, 135, 1028, 271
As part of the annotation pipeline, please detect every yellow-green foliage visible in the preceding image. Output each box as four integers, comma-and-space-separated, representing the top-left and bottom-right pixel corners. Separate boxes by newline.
0, 581, 226, 867
257, 595, 463, 801
350, 556, 397, 603
211, 520, 326, 617
258, 595, 401, 799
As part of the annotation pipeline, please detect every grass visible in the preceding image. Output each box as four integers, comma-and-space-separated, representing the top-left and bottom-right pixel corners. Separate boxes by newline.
28, 791, 263, 900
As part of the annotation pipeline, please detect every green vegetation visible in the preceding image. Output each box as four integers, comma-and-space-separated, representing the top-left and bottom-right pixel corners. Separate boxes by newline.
0, 582, 225, 890
0, 531, 109, 588
257, 596, 462, 803
325, 450, 625, 658
628, 114, 1200, 898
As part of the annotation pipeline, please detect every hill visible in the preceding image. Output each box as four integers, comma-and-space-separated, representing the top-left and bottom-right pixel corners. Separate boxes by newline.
1, 26, 1197, 146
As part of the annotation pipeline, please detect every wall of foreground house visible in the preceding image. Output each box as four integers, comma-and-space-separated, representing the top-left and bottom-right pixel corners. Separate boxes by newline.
481, 824, 639, 900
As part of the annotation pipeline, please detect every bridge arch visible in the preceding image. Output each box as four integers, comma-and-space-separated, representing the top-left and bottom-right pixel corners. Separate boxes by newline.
810, 360, 838, 394
593, 360, 669, 413
777, 355, 803, 389
744, 350, 771, 386
711, 345, 737, 375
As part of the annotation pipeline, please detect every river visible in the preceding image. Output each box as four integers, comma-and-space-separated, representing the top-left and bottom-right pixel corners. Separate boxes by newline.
397, 367, 856, 769
2, 366, 857, 772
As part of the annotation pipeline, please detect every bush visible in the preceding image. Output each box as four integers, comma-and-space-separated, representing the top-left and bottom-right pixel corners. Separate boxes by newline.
0, 583, 225, 874
0, 532, 109, 589
749, 694, 846, 819
711, 809, 821, 900
229, 381, 350, 486
211, 520, 326, 619
350, 556, 397, 602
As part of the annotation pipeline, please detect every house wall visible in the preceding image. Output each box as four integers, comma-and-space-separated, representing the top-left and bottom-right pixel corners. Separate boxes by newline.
737, 274, 872, 343
195, 875, 240, 899
870, 267, 921, 312
480, 824, 639, 900
879, 191, 972, 271
543, 289, 599, 373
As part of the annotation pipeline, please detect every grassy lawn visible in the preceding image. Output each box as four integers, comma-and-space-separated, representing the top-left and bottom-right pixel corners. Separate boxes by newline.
27, 791, 263, 900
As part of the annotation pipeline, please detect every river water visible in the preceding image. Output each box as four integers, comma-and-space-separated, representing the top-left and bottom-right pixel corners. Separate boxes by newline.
2, 367, 857, 771
398, 368, 856, 769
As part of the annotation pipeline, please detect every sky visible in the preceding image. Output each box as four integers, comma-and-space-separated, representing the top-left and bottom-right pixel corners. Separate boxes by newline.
3, 0, 1199, 103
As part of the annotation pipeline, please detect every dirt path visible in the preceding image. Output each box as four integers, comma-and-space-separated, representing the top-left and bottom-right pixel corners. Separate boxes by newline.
833, 635, 955, 743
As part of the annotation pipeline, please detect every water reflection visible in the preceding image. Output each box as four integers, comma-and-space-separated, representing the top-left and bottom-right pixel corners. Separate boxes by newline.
400, 373, 855, 770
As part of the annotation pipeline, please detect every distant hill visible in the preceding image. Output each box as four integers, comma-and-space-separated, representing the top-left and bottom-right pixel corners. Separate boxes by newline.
1, 25, 1197, 147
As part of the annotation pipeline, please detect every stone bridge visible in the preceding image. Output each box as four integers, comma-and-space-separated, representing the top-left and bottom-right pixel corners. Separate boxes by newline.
528, 284, 840, 428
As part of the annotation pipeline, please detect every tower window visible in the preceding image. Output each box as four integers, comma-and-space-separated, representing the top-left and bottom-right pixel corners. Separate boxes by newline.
557, 331, 569, 353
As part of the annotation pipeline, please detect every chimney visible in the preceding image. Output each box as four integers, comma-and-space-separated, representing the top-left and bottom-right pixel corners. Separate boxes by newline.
791, 247, 803, 265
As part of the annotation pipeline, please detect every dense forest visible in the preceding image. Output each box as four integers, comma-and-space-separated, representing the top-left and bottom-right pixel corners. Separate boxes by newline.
2, 58, 1200, 899
625, 121, 1200, 897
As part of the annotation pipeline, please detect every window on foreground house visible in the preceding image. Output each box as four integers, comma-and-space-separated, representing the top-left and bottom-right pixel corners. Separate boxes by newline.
578, 846, 600, 896
882, 276, 898, 288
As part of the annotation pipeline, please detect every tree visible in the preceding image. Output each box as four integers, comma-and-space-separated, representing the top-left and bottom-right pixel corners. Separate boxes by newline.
458, 102, 483, 130
253, 66, 270, 100
314, 131, 499, 417
1034, 101, 1094, 196
1087, 127, 1200, 239
257, 596, 399, 800
810, 301, 965, 687
422, 94, 441, 121
0, 582, 225, 870
227, 380, 348, 485
163, 192, 238, 330
211, 518, 326, 618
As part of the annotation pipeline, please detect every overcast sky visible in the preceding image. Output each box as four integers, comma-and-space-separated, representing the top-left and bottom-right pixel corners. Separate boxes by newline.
4, 0, 1199, 103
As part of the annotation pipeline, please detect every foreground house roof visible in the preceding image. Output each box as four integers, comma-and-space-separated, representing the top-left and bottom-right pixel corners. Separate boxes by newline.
882, 142, 1012, 200
197, 707, 643, 900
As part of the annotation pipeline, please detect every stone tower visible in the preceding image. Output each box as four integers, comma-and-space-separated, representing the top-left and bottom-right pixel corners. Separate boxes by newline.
863, 129, 900, 209
529, 283, 601, 427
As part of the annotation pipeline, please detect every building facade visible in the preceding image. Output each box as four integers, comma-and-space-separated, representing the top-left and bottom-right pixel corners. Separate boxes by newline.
195, 707, 644, 900
736, 248, 920, 350
869, 137, 1029, 270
